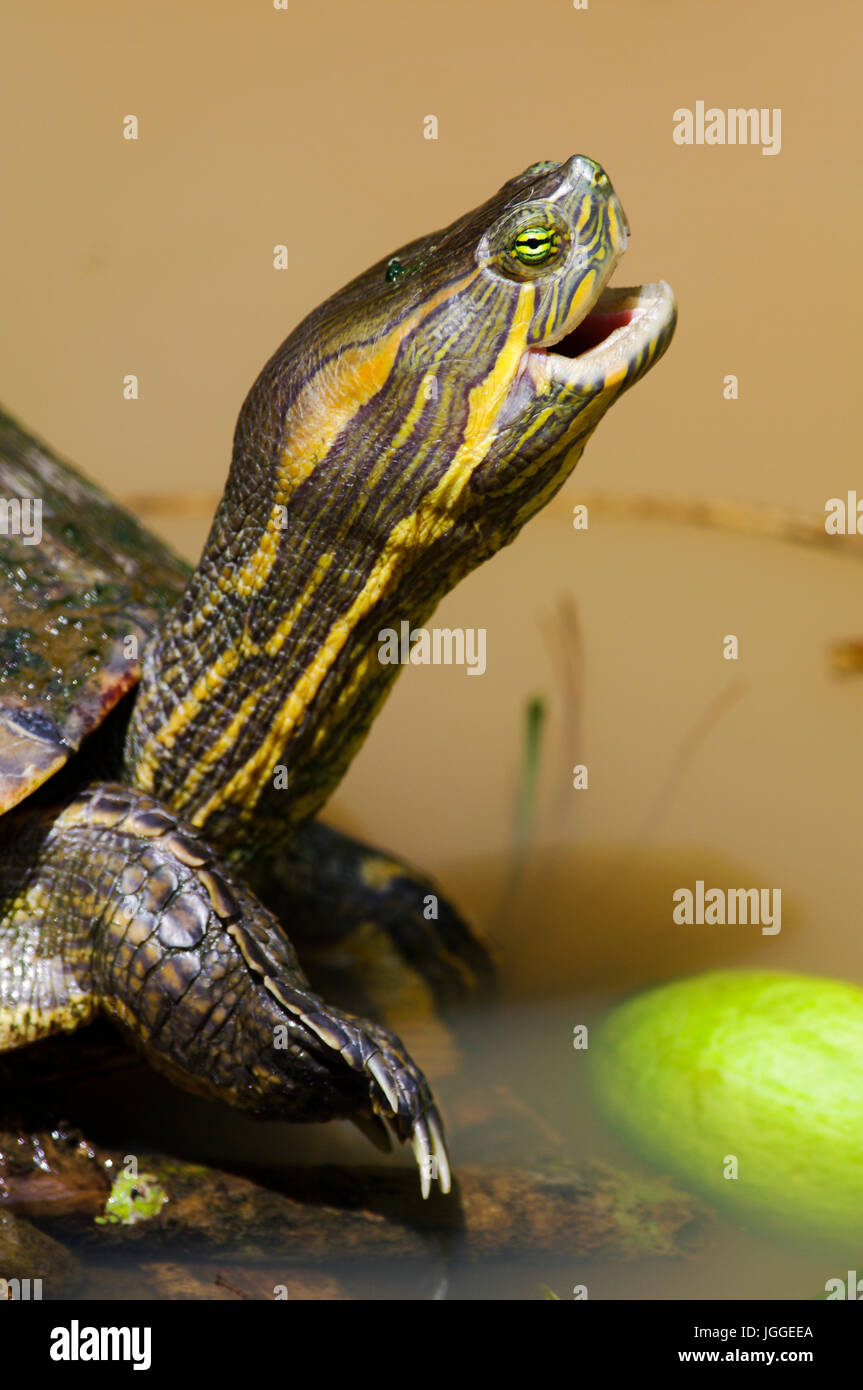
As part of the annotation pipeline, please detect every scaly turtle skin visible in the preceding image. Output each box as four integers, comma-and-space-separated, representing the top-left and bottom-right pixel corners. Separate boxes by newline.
0, 155, 675, 1195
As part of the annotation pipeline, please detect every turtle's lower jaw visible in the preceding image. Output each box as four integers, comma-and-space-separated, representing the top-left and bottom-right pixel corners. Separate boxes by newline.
523, 280, 677, 391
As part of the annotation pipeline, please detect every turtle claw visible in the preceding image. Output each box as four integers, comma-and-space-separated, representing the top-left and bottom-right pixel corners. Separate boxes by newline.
412, 1116, 433, 1199
259, 977, 453, 1195
412, 1106, 451, 1199
367, 1052, 401, 1116
352, 1025, 452, 1197
427, 1108, 451, 1194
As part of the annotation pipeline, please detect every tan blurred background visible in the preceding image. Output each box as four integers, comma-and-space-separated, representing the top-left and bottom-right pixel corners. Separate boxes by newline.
2, 0, 862, 1001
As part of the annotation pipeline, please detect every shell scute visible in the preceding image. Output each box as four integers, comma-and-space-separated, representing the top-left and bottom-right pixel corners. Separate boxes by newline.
0, 408, 190, 812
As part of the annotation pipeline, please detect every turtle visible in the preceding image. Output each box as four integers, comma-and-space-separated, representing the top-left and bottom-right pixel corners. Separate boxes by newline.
0, 154, 675, 1196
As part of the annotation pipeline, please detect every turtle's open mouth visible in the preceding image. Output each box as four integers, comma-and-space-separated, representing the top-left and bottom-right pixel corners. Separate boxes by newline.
522, 280, 676, 390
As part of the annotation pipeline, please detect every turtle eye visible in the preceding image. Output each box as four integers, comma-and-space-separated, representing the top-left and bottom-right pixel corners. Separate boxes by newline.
512, 225, 559, 267
482, 202, 571, 281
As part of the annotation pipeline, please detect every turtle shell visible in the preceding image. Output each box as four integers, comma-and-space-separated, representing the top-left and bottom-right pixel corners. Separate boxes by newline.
0, 407, 191, 813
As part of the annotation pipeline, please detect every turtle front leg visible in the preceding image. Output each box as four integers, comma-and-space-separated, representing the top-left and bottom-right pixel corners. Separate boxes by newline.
251, 821, 496, 1013
0, 785, 450, 1196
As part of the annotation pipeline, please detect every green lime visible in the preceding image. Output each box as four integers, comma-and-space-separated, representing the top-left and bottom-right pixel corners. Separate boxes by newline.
589, 971, 863, 1248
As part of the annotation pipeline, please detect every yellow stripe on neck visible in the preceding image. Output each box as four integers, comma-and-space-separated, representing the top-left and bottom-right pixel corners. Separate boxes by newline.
229, 270, 482, 605
190, 282, 535, 828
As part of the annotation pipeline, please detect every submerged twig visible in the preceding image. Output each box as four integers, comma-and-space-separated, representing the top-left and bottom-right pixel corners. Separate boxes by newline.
540, 594, 586, 823
491, 694, 547, 935
514, 696, 547, 853
562, 492, 863, 558
636, 678, 748, 843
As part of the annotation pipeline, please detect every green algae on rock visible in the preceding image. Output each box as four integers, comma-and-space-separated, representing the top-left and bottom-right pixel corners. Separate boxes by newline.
96, 1169, 168, 1227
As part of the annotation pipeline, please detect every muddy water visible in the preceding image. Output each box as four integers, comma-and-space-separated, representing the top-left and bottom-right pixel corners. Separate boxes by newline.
42, 506, 863, 1299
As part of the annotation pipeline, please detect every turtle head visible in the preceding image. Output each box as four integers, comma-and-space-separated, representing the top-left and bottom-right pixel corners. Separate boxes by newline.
242, 154, 675, 557
128, 156, 675, 843
378, 154, 674, 486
